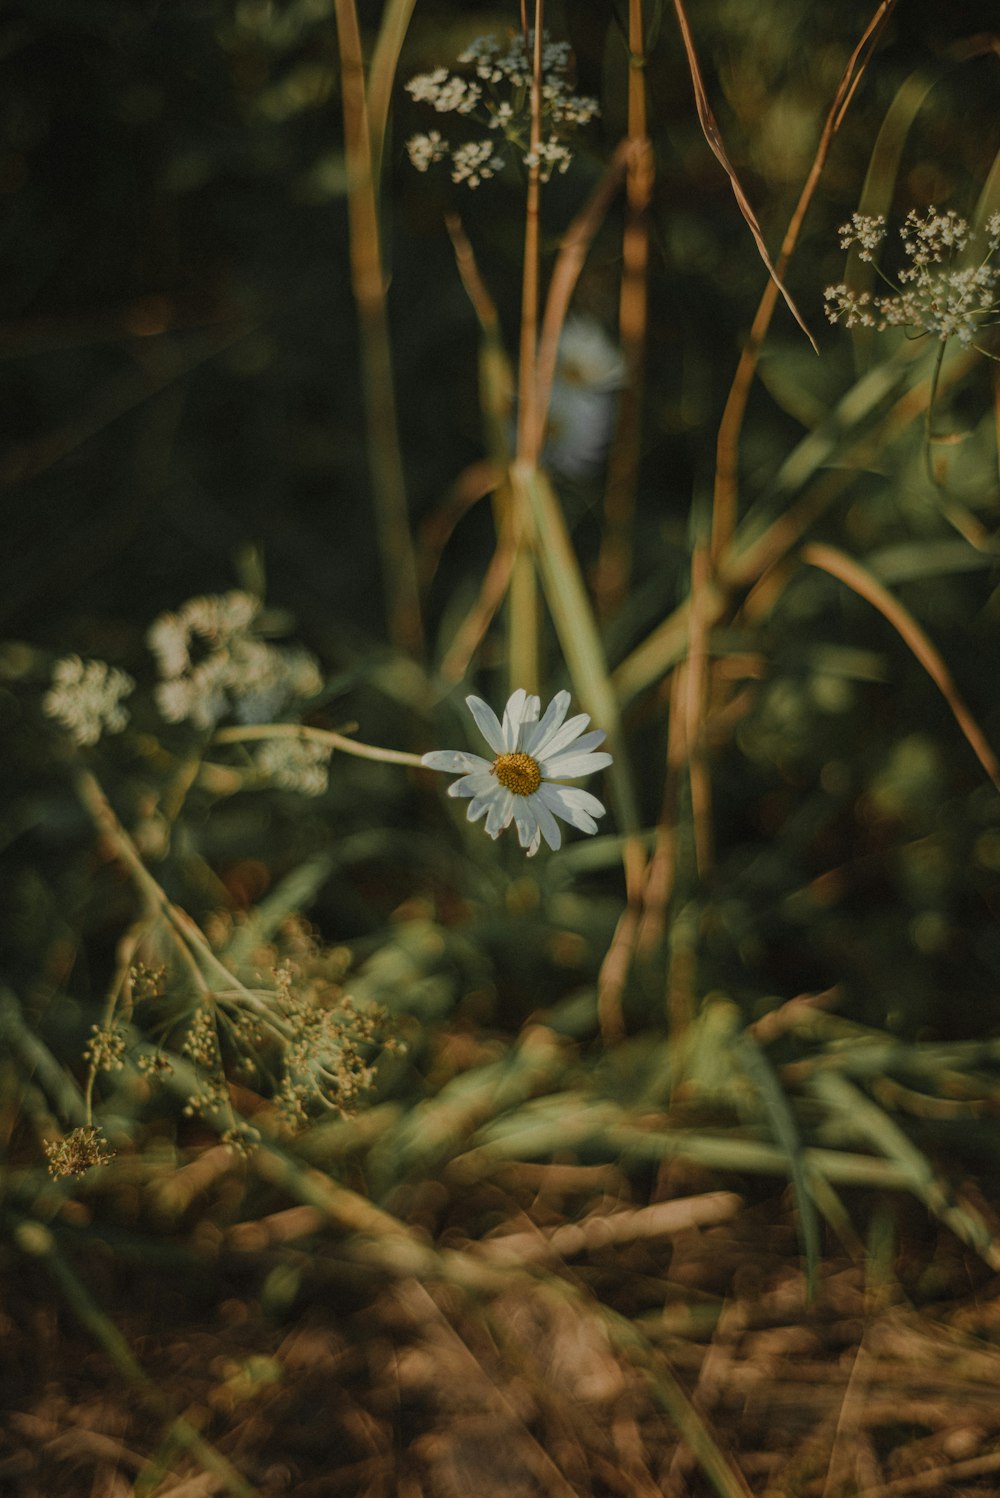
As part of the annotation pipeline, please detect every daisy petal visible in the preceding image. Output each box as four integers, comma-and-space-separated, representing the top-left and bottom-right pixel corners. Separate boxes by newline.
467, 790, 495, 823
530, 791, 563, 851
500, 688, 529, 750
538, 782, 605, 833
533, 712, 591, 761
465, 695, 505, 754
422, 750, 492, 774
519, 694, 541, 746
555, 727, 605, 756
512, 798, 541, 856
485, 787, 514, 838
557, 785, 607, 819
539, 749, 613, 780
521, 690, 571, 756
446, 770, 499, 799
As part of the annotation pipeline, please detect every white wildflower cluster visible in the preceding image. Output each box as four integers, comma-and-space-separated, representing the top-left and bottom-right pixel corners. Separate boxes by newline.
450, 139, 506, 188
405, 30, 599, 188
254, 735, 332, 796
43, 655, 135, 747
837, 212, 886, 261
825, 208, 1000, 347
147, 590, 322, 731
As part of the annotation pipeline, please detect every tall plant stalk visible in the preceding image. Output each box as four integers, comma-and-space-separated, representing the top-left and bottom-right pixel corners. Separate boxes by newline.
596, 0, 653, 619
506, 0, 546, 696
333, 0, 423, 656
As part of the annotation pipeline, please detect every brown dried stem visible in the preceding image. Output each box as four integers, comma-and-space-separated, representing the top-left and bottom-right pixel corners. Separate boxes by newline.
597, 0, 654, 618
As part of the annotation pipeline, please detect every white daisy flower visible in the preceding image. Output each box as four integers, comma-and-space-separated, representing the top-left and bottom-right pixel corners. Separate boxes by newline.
422, 688, 612, 856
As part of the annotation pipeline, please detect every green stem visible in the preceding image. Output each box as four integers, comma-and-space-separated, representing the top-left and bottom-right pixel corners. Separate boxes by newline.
923, 336, 947, 487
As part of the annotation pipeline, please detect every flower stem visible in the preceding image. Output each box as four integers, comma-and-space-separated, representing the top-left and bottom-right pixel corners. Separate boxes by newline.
212, 721, 425, 768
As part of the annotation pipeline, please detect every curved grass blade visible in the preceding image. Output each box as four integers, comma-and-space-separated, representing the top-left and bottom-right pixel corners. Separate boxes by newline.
801, 541, 1000, 791
223, 853, 335, 966
517, 462, 642, 845
734, 1029, 821, 1300
366, 0, 419, 187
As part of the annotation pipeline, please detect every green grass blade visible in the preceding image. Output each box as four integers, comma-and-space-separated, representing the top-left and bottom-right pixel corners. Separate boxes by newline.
518, 462, 640, 837
734, 1029, 822, 1299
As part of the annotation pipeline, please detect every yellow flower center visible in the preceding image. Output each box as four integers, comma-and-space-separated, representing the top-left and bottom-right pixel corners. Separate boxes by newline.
491, 751, 542, 796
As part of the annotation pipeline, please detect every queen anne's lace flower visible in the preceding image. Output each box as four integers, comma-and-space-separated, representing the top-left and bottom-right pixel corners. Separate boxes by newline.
826, 207, 1000, 348
255, 736, 332, 796
404, 30, 598, 191
422, 689, 612, 856
449, 139, 506, 187
43, 656, 135, 746
148, 591, 322, 731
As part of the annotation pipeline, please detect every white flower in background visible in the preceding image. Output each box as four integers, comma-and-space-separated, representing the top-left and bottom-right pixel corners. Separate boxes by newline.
406, 130, 447, 173
545, 315, 627, 479
449, 139, 506, 187
405, 68, 482, 115
43, 656, 135, 746
422, 688, 612, 856
523, 136, 573, 182
148, 591, 322, 731
254, 737, 332, 797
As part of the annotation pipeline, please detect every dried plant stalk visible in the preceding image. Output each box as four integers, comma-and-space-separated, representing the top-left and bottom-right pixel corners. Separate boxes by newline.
597, 0, 654, 618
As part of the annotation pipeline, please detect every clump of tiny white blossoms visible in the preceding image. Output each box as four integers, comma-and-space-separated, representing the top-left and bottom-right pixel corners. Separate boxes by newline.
405, 31, 599, 187
254, 735, 332, 796
43, 656, 135, 746
825, 208, 1000, 348
147, 590, 322, 731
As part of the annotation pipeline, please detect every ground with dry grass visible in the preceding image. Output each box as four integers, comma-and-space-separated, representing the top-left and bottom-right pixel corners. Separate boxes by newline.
6, 1165, 1000, 1497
